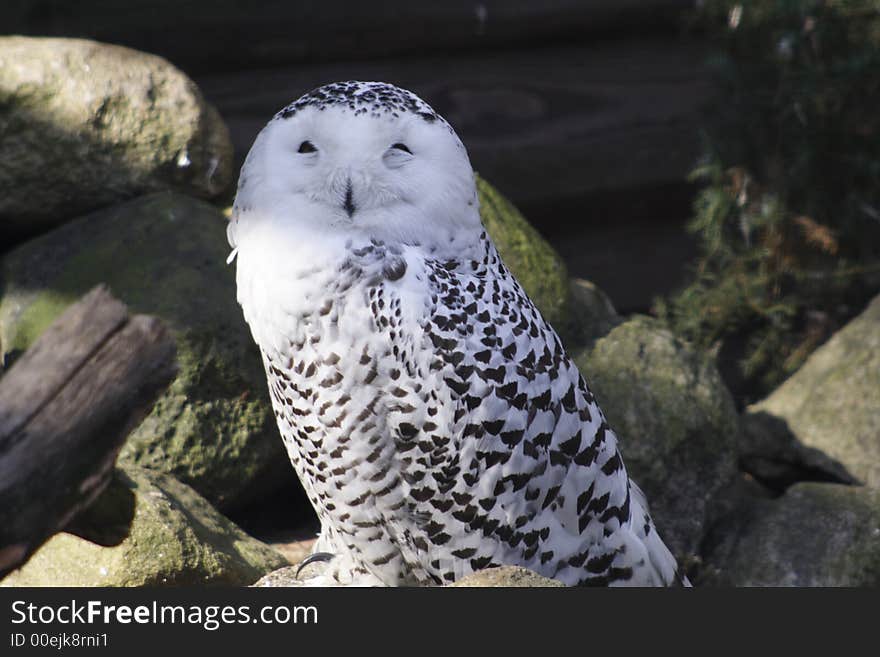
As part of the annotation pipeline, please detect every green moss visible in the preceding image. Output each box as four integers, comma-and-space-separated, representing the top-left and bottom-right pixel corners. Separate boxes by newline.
1, 289, 77, 356
476, 175, 572, 338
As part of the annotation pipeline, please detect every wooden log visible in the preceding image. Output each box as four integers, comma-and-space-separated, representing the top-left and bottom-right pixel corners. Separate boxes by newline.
0, 285, 177, 578
4, 0, 695, 74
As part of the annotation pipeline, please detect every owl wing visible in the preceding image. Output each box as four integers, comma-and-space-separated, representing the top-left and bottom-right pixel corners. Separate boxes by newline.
372, 235, 680, 586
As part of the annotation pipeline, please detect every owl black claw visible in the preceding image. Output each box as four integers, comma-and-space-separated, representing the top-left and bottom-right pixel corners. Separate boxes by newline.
296, 551, 336, 578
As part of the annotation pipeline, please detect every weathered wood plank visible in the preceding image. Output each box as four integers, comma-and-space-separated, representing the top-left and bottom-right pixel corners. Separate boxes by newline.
5, 0, 695, 73
0, 285, 177, 577
0, 287, 129, 441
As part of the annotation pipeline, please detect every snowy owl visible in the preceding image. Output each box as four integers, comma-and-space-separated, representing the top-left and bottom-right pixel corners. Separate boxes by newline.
227, 81, 686, 586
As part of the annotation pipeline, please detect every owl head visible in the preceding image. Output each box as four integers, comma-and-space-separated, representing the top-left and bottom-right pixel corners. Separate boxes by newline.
229, 81, 482, 250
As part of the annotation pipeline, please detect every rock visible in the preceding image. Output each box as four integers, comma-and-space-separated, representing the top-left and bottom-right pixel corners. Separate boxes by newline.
573, 315, 740, 560
0, 467, 288, 586
449, 566, 564, 587
478, 175, 571, 336
747, 295, 880, 488
0, 36, 233, 244
0, 192, 290, 512
252, 566, 306, 588
254, 564, 566, 588
700, 482, 880, 587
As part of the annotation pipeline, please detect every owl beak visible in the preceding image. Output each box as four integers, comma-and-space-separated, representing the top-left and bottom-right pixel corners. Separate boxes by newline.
343, 178, 356, 217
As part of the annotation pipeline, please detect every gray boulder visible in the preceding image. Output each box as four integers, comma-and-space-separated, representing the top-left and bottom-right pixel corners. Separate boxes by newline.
573, 315, 740, 561
0, 36, 233, 243
700, 482, 880, 587
747, 294, 880, 488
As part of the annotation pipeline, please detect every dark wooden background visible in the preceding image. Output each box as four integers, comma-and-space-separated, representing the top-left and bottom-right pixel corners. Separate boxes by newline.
5, 0, 712, 312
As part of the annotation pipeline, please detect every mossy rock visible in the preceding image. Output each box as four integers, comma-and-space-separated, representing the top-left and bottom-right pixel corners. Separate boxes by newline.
0, 36, 233, 244
573, 315, 740, 559
477, 175, 572, 340
0, 192, 292, 511
0, 467, 288, 587
748, 294, 880, 488
700, 482, 880, 587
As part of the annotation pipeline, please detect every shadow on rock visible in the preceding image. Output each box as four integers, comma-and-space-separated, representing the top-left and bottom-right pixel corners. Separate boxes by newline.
739, 411, 860, 495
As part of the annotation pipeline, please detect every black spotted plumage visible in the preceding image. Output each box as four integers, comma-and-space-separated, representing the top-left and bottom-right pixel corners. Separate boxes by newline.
276, 81, 442, 124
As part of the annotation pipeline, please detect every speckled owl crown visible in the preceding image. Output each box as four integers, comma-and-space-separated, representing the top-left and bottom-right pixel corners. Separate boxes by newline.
275, 81, 443, 125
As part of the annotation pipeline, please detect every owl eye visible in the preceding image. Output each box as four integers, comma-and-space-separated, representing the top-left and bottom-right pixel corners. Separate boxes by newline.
297, 140, 317, 154
383, 142, 413, 170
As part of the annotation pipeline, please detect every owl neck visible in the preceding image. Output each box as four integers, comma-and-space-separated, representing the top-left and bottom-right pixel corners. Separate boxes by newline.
234, 202, 483, 263
231, 206, 486, 347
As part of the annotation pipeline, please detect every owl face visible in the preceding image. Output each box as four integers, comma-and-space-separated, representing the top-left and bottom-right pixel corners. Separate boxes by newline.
232, 82, 482, 247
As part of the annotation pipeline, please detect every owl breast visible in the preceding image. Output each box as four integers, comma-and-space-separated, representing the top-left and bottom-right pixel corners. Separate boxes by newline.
252, 237, 443, 584
245, 231, 644, 586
